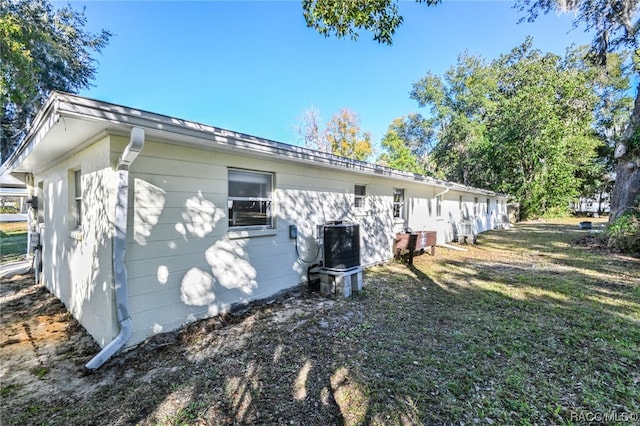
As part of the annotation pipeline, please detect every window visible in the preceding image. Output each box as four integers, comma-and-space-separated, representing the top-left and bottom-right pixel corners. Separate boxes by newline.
474, 197, 478, 216
37, 181, 45, 224
459, 195, 463, 210
486, 198, 490, 214
228, 169, 273, 228
73, 170, 82, 228
354, 185, 366, 209
393, 188, 405, 219
436, 195, 442, 217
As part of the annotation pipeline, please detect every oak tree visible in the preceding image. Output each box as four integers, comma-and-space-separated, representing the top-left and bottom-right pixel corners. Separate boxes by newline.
0, 0, 110, 163
516, 0, 640, 221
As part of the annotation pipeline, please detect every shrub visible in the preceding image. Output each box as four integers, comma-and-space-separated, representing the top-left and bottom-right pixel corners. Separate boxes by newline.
607, 210, 640, 255
541, 206, 571, 219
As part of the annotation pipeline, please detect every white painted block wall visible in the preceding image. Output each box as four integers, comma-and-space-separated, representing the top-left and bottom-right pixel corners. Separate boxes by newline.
34, 134, 507, 348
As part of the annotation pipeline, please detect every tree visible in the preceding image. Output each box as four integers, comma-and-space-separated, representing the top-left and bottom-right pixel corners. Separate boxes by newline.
294, 106, 330, 152
377, 122, 425, 174
324, 108, 373, 161
0, 0, 111, 163
567, 48, 633, 213
387, 113, 435, 159
303, 0, 640, 221
515, 0, 640, 221
488, 42, 603, 217
411, 52, 498, 187
302, 0, 441, 45
376, 115, 437, 175
411, 40, 605, 219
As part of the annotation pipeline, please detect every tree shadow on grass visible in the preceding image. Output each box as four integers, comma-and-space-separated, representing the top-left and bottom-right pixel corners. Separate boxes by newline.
3, 221, 639, 425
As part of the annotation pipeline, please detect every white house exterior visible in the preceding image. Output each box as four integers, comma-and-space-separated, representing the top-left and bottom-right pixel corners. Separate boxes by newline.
1, 92, 507, 366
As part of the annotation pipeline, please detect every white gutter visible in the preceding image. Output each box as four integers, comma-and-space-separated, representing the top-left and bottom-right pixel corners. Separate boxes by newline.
85, 127, 144, 370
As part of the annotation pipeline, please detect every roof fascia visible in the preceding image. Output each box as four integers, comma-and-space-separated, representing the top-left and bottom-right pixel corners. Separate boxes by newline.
0, 93, 60, 175
8, 92, 506, 198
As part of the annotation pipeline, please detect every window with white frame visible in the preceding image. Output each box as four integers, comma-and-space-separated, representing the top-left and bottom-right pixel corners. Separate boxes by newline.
486, 198, 490, 214
474, 197, 478, 216
37, 181, 45, 225
228, 169, 273, 228
73, 169, 82, 228
393, 188, 405, 219
436, 195, 442, 217
354, 184, 366, 209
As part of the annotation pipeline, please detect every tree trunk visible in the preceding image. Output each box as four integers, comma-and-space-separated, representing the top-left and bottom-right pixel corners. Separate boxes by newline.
609, 84, 640, 222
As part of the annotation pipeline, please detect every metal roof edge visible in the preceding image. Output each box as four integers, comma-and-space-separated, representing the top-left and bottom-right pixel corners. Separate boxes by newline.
0, 92, 62, 175
8, 92, 508, 198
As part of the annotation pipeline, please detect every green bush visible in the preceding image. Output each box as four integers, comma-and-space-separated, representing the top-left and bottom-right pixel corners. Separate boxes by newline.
541, 206, 571, 219
607, 210, 640, 255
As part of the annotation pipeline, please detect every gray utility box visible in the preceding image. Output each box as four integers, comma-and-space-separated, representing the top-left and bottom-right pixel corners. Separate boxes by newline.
319, 267, 363, 298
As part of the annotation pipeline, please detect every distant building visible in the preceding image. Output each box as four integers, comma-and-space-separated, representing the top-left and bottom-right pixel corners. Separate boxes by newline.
571, 192, 610, 216
0, 173, 28, 214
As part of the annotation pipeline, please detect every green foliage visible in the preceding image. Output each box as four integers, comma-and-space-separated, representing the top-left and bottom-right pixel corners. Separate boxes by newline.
376, 115, 437, 175
516, 0, 640, 221
607, 209, 640, 255
31, 367, 49, 378
411, 40, 615, 219
0, 0, 111, 163
411, 52, 498, 187
377, 127, 424, 174
515, 0, 639, 66
540, 206, 571, 219
387, 113, 434, 158
0, 384, 21, 398
302, 0, 441, 45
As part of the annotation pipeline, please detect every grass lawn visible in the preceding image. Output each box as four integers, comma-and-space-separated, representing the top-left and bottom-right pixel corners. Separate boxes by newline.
1, 218, 638, 425
0, 221, 27, 264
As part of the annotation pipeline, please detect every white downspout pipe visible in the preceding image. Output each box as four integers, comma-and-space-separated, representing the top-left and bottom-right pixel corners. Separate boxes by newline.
434, 186, 450, 198
86, 127, 144, 370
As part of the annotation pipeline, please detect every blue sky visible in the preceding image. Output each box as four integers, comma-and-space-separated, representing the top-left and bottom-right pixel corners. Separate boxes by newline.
64, 1, 592, 153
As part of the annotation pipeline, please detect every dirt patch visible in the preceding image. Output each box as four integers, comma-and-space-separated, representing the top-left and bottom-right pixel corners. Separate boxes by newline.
0, 273, 348, 425
571, 232, 609, 250
0, 273, 100, 403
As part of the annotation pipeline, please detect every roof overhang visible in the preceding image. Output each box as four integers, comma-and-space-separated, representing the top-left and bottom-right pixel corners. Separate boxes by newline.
1, 91, 503, 197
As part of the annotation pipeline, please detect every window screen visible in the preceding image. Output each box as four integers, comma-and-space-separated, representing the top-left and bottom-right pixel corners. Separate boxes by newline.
354, 185, 366, 209
228, 169, 273, 228
393, 188, 404, 218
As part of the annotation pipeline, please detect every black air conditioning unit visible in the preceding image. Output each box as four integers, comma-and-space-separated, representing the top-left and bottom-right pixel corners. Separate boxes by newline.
323, 221, 360, 272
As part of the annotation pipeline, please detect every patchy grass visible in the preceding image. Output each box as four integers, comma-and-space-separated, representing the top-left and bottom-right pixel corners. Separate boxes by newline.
0, 221, 27, 264
1, 218, 638, 425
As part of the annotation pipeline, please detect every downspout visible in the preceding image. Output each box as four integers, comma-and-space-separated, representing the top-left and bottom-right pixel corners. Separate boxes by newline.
85, 127, 144, 370
434, 186, 450, 198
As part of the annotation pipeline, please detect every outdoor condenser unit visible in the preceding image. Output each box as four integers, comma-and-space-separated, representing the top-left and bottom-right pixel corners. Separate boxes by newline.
322, 221, 360, 272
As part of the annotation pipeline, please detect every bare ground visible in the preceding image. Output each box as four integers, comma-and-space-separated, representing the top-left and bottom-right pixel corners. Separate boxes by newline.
1, 271, 359, 425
